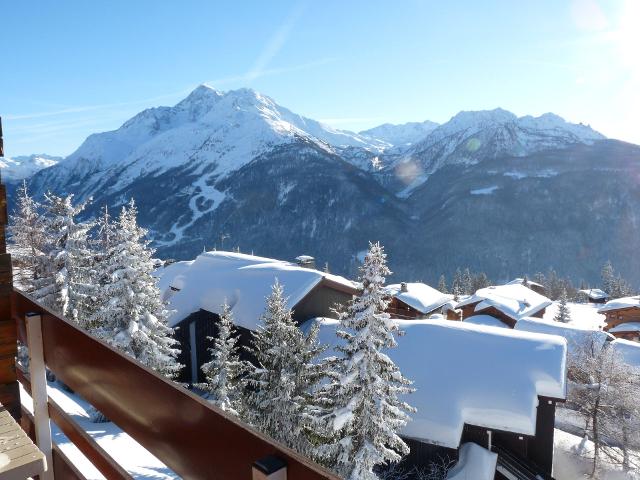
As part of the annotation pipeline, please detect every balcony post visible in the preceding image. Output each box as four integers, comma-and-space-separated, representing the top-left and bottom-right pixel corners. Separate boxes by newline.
0, 115, 21, 420
26, 312, 54, 480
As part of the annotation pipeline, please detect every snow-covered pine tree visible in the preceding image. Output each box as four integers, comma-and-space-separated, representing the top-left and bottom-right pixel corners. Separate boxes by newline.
472, 272, 490, 291
533, 271, 546, 287
95, 205, 116, 258
601, 261, 615, 296
89, 200, 181, 379
611, 274, 633, 298
321, 242, 415, 480
201, 302, 243, 415
437, 274, 448, 294
554, 289, 571, 323
31, 192, 96, 326
84, 205, 118, 333
451, 268, 463, 299
242, 280, 329, 455
461, 268, 473, 295
8, 181, 46, 292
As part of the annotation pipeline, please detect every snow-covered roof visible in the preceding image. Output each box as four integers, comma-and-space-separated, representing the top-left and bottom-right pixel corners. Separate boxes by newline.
307, 318, 567, 448
464, 314, 509, 329
385, 282, 453, 314
456, 284, 552, 321
447, 443, 497, 480
609, 322, 640, 334
542, 301, 605, 330
514, 317, 613, 358
610, 339, 640, 371
507, 278, 545, 289
598, 296, 640, 313
578, 288, 608, 300
156, 251, 357, 329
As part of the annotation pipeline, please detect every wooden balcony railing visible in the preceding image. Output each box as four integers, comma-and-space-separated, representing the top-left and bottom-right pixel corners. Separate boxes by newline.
11, 290, 340, 480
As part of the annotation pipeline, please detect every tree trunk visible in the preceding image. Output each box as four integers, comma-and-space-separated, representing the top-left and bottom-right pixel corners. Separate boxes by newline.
622, 417, 629, 472
590, 400, 599, 478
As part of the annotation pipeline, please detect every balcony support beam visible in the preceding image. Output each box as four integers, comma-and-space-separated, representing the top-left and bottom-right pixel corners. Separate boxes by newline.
26, 312, 54, 480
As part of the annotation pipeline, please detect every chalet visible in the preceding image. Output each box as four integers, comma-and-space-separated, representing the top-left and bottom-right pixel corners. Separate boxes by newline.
598, 296, 640, 342
385, 282, 453, 319
578, 288, 609, 304
307, 318, 568, 479
457, 283, 552, 328
156, 251, 359, 383
506, 277, 546, 295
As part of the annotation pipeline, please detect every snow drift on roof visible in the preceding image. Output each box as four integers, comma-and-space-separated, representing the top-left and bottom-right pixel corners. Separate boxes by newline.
446, 443, 497, 480
385, 282, 452, 314
514, 317, 612, 358
610, 338, 640, 371
609, 322, 640, 333
542, 301, 605, 330
464, 314, 509, 328
598, 295, 640, 313
306, 318, 567, 448
156, 251, 357, 329
457, 284, 552, 321
507, 278, 545, 289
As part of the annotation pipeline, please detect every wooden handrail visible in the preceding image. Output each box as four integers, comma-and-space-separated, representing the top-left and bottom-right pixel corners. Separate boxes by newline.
13, 289, 340, 480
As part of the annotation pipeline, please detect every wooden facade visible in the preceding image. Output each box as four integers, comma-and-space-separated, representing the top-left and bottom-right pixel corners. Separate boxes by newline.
0, 117, 20, 421
401, 396, 558, 478
458, 302, 546, 328
386, 297, 426, 319
602, 307, 640, 341
173, 279, 356, 384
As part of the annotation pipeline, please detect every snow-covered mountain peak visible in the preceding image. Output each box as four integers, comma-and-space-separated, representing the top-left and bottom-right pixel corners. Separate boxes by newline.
37, 86, 390, 199
0, 154, 61, 181
444, 108, 518, 132
517, 112, 604, 142
387, 107, 607, 196
174, 83, 223, 116
360, 120, 440, 147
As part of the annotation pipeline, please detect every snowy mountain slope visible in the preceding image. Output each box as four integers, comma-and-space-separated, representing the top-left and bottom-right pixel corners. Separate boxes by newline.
27, 85, 386, 201
381, 108, 605, 195
17, 86, 640, 285
359, 120, 439, 148
400, 140, 640, 284
0, 154, 61, 181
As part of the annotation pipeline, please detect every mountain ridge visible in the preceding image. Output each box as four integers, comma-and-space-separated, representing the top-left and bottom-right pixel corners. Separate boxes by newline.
14, 85, 639, 286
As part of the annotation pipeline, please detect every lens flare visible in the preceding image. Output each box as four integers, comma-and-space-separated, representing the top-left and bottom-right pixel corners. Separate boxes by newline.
394, 161, 423, 186
466, 138, 482, 152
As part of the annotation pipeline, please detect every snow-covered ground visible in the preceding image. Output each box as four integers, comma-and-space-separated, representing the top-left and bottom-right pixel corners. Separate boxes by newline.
554, 429, 640, 480
20, 381, 177, 479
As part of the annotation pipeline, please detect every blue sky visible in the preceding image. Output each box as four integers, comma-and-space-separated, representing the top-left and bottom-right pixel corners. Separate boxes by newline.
1, 0, 638, 156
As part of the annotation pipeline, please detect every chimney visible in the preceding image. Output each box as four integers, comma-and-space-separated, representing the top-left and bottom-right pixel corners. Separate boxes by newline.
400, 282, 408, 292
295, 255, 315, 269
